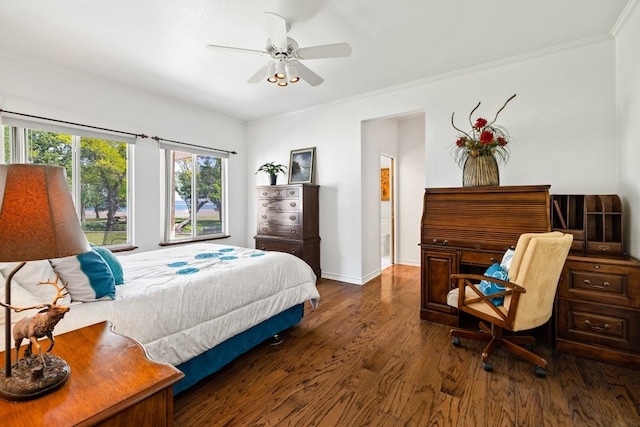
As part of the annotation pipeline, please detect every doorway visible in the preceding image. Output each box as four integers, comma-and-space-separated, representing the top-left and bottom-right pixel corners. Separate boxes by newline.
380, 154, 395, 270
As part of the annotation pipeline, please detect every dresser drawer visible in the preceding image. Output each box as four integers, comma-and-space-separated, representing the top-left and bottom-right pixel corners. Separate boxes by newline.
257, 224, 302, 237
556, 300, 640, 352
258, 199, 301, 212
459, 250, 503, 267
559, 260, 640, 308
255, 238, 301, 256
257, 187, 299, 199
587, 241, 623, 253
258, 212, 301, 225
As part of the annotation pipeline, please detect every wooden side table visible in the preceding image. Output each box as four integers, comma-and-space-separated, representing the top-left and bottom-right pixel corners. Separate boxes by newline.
0, 321, 184, 426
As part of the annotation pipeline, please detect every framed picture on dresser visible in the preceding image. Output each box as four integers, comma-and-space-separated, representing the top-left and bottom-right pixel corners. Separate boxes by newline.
288, 147, 315, 184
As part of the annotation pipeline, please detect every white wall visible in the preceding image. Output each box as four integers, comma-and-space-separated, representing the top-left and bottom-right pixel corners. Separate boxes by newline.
247, 37, 620, 284
616, 2, 640, 259
362, 118, 397, 282
0, 52, 247, 252
397, 117, 425, 266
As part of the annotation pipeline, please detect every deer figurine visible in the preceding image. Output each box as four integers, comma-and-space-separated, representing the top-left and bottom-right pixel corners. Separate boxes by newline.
0, 275, 70, 367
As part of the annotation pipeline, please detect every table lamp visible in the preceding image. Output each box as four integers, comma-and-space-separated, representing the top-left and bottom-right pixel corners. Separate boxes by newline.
0, 164, 90, 401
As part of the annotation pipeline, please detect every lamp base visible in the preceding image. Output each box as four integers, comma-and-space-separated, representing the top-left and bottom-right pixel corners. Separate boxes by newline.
0, 354, 70, 401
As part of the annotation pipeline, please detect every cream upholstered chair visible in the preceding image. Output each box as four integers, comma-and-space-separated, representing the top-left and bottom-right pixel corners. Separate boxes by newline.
447, 232, 573, 377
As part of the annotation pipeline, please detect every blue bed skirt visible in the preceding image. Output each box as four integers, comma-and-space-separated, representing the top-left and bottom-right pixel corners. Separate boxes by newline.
173, 303, 304, 394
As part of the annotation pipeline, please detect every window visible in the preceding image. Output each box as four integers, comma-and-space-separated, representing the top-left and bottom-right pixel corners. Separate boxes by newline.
164, 149, 227, 242
2, 121, 133, 248
1, 125, 8, 163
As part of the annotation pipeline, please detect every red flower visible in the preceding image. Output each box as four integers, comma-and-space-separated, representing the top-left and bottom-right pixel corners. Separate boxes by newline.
480, 130, 494, 144
474, 118, 487, 129
455, 137, 466, 147
497, 136, 507, 146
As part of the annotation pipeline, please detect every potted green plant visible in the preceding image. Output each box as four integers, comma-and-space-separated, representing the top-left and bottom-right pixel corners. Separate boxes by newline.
256, 162, 287, 185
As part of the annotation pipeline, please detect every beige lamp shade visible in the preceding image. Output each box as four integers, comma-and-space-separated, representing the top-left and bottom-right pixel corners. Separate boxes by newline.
0, 164, 90, 262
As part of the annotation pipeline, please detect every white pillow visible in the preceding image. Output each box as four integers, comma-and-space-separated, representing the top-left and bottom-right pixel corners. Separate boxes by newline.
0, 280, 52, 326
50, 249, 116, 302
500, 248, 515, 273
0, 260, 71, 306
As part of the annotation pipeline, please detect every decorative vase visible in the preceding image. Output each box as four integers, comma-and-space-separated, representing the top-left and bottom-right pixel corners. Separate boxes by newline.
269, 174, 277, 185
462, 154, 500, 187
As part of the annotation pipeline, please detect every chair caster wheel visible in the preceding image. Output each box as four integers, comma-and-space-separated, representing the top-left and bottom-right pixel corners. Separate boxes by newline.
482, 361, 493, 372
452, 337, 461, 347
535, 366, 547, 378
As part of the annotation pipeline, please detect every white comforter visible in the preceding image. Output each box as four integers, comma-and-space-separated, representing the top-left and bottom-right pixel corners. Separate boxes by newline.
5, 243, 319, 367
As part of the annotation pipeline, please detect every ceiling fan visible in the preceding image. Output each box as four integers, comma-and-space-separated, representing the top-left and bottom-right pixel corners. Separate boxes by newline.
206, 12, 352, 87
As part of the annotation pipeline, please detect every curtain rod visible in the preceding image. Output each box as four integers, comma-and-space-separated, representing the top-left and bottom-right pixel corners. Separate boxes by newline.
0, 109, 238, 155
0, 108, 148, 139
151, 136, 237, 156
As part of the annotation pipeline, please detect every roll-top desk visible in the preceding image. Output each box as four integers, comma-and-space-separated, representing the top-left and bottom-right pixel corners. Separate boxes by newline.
420, 185, 551, 326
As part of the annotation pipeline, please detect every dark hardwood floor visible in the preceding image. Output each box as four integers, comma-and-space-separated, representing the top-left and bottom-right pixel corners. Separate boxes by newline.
173, 265, 640, 426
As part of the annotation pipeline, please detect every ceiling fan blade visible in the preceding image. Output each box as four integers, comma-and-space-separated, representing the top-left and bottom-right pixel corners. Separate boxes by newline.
247, 64, 269, 84
264, 12, 288, 51
206, 44, 268, 56
295, 62, 324, 86
296, 43, 352, 60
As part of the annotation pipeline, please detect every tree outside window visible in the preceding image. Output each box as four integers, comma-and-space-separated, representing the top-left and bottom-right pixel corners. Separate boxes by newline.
25, 129, 130, 247
169, 151, 224, 240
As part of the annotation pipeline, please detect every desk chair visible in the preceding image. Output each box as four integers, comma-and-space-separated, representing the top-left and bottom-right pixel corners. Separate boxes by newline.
447, 232, 573, 377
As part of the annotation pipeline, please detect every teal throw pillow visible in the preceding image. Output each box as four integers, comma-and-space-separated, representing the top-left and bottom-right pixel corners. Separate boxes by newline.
92, 245, 125, 285
479, 263, 509, 306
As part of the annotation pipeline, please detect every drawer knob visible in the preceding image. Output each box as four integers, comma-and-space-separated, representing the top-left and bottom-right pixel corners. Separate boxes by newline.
274, 191, 281, 196
289, 190, 295, 195
583, 279, 609, 289
290, 202, 297, 207
262, 227, 268, 232
290, 248, 297, 254
290, 215, 297, 220
490, 257, 496, 262
290, 229, 296, 234
584, 319, 609, 331
262, 191, 268, 196
261, 215, 267, 219
259, 245, 266, 250
262, 203, 267, 207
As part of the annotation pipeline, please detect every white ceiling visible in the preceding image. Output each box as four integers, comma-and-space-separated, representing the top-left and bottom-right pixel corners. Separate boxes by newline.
0, 0, 630, 122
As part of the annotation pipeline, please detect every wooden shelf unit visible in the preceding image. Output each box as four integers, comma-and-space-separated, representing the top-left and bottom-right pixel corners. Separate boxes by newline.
585, 195, 623, 253
551, 194, 623, 255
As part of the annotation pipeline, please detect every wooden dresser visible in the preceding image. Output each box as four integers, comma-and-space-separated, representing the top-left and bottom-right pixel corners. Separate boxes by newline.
0, 321, 184, 426
556, 254, 640, 369
420, 185, 551, 326
551, 194, 640, 369
254, 184, 320, 277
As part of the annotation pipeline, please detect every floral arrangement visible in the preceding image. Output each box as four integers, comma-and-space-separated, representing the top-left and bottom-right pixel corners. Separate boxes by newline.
451, 94, 516, 167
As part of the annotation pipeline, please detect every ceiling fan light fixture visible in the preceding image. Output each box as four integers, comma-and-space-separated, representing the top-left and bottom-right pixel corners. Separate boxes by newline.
286, 62, 300, 83
274, 60, 286, 80
266, 62, 277, 83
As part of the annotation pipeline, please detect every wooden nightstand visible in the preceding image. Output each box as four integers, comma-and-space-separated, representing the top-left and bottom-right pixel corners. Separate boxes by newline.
0, 321, 184, 426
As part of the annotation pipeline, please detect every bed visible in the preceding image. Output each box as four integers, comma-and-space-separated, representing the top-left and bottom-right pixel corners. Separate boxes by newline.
0, 243, 320, 394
